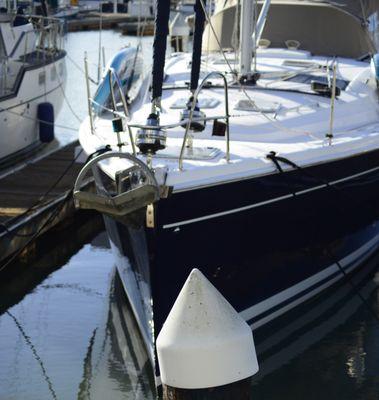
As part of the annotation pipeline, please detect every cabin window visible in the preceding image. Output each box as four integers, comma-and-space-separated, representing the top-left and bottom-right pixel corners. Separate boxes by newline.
58, 62, 64, 76
0, 31, 6, 59
38, 71, 46, 85
51, 66, 57, 81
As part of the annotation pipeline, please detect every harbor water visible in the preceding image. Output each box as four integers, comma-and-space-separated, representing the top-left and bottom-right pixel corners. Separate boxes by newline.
1, 30, 379, 399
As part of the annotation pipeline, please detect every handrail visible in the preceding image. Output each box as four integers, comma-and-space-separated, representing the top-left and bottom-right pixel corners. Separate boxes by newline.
327, 61, 338, 146
74, 151, 159, 193
84, 52, 94, 135
179, 71, 230, 170
108, 67, 137, 156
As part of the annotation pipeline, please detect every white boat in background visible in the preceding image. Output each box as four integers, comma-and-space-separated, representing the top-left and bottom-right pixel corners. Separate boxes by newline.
53, 0, 80, 19
0, 9, 67, 165
75, 0, 379, 385
54, 6, 79, 19
127, 0, 155, 18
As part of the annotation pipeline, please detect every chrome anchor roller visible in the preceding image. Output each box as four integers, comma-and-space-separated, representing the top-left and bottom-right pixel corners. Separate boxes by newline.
73, 151, 160, 219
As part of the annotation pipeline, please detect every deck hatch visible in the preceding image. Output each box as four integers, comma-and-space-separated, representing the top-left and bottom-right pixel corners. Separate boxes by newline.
155, 146, 221, 160
170, 97, 220, 109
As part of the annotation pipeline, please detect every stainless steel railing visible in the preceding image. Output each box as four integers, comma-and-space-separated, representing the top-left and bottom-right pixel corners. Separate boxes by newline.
179, 71, 230, 170
85, 69, 230, 168
107, 67, 137, 156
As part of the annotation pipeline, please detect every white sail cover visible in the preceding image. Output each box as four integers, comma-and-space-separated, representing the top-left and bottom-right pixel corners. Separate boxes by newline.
215, 0, 379, 20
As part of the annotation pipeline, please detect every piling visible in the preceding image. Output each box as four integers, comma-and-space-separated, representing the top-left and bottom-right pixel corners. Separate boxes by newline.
157, 269, 259, 399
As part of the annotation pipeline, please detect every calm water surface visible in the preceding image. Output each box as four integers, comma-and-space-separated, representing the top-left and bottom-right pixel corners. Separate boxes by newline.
1, 30, 379, 399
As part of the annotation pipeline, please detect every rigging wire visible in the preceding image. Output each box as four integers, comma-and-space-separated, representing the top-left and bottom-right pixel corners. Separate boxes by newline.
66, 54, 98, 84
0, 106, 78, 131
55, 65, 83, 123
198, 0, 327, 141
97, 3, 103, 84
231, 0, 239, 70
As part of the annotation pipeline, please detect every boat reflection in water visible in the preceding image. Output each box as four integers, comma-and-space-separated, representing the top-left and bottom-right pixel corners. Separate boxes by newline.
106, 272, 155, 399
110, 253, 379, 398
77, 270, 156, 400
252, 253, 379, 397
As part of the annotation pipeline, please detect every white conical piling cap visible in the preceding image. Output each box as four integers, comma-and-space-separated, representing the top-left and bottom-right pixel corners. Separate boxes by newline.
156, 269, 259, 389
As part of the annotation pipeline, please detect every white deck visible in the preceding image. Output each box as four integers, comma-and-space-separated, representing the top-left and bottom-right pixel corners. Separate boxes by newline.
80, 48, 379, 191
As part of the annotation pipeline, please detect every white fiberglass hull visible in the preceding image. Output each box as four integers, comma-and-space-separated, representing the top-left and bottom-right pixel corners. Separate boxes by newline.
0, 57, 67, 162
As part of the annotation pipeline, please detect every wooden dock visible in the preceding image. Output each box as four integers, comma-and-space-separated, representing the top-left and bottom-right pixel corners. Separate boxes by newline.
118, 20, 155, 36
0, 141, 91, 268
67, 12, 154, 32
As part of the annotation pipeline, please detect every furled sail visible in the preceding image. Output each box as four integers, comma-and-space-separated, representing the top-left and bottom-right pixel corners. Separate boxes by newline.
151, 0, 171, 101
190, 0, 207, 91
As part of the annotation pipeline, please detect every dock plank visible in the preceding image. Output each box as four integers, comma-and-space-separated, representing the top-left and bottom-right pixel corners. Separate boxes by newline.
0, 141, 91, 265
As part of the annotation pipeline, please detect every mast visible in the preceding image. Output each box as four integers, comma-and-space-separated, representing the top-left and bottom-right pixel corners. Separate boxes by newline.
239, 0, 271, 82
239, 0, 254, 81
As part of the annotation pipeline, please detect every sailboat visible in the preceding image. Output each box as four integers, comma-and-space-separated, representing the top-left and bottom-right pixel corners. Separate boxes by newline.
0, 5, 67, 165
74, 0, 379, 384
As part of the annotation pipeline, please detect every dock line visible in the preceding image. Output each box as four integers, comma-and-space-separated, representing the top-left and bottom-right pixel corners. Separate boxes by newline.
0, 148, 84, 238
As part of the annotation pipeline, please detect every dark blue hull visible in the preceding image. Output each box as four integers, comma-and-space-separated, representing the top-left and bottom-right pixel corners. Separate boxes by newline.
104, 148, 379, 381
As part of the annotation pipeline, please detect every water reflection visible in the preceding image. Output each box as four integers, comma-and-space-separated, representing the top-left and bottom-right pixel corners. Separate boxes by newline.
0, 229, 156, 400
253, 257, 379, 399
0, 227, 378, 399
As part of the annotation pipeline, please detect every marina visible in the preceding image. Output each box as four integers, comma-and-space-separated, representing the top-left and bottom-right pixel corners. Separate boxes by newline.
1, 0, 379, 398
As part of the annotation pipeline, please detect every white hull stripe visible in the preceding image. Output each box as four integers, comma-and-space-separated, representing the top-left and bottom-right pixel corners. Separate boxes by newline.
245, 235, 379, 329
163, 165, 379, 229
